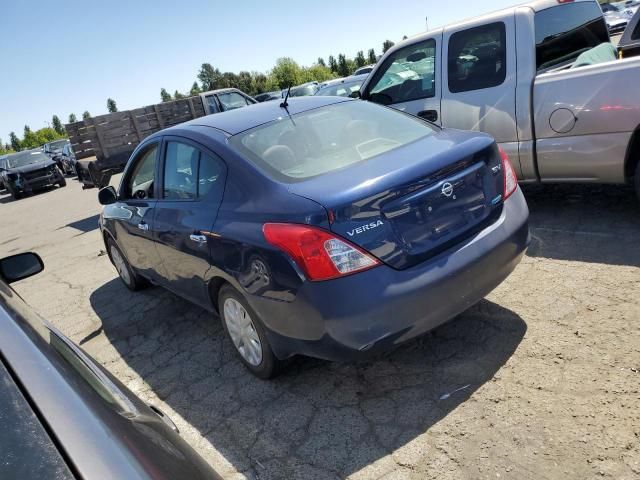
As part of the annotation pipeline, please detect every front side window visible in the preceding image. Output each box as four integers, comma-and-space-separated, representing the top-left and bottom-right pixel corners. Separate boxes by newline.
230, 101, 436, 182
367, 39, 436, 105
535, 2, 609, 72
217, 92, 250, 111
124, 145, 157, 199
448, 22, 506, 93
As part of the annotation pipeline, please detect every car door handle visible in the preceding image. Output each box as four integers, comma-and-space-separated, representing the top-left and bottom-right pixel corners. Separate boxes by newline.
137, 223, 149, 231
418, 110, 438, 122
189, 233, 207, 244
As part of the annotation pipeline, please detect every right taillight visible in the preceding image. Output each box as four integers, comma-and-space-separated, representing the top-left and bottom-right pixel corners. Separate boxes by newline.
499, 146, 518, 200
263, 223, 380, 281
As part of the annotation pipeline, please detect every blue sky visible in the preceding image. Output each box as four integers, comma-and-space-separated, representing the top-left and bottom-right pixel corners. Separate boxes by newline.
0, 0, 517, 142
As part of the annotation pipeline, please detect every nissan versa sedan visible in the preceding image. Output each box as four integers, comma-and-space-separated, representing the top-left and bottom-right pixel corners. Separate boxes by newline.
0, 252, 221, 479
98, 97, 530, 378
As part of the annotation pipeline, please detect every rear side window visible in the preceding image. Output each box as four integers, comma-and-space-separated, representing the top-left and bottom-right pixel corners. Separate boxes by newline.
163, 141, 225, 200
448, 22, 506, 93
535, 2, 609, 72
217, 92, 251, 111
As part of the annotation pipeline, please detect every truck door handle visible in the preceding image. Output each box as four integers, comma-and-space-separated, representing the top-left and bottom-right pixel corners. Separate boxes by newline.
189, 233, 207, 244
418, 110, 438, 122
137, 222, 149, 231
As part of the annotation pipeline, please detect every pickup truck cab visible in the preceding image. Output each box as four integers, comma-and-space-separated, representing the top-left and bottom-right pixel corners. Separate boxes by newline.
360, 0, 640, 197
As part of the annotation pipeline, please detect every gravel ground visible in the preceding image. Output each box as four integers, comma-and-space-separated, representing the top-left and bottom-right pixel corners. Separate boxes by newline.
0, 178, 638, 480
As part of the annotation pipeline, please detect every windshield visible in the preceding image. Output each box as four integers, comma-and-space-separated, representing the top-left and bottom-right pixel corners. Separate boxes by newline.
230, 100, 436, 182
45, 140, 68, 152
316, 80, 364, 97
290, 84, 319, 97
6, 151, 50, 168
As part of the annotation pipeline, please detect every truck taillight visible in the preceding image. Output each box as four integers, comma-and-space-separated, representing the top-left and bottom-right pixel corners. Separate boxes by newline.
263, 223, 380, 281
499, 146, 518, 200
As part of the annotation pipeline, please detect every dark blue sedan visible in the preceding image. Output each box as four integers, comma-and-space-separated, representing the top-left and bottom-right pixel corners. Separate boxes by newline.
98, 97, 529, 378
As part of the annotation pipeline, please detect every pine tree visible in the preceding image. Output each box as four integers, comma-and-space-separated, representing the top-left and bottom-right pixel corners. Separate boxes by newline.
317, 57, 326, 67
382, 40, 395, 53
160, 88, 172, 102
10, 132, 20, 151
328, 55, 338, 73
368, 48, 377, 64
190, 82, 201, 96
68, 113, 77, 123
83, 111, 91, 120
52, 115, 65, 135
337, 54, 349, 77
174, 90, 185, 100
107, 98, 118, 113
355, 51, 366, 68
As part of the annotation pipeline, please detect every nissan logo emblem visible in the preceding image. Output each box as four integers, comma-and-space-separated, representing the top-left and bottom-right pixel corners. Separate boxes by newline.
441, 182, 454, 197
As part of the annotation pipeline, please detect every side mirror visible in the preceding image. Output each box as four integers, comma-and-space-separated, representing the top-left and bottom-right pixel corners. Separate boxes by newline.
98, 186, 117, 205
0, 253, 44, 284
349, 90, 361, 99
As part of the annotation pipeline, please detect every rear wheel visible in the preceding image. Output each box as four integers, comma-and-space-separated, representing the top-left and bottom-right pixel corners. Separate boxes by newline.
107, 239, 147, 291
635, 163, 640, 203
218, 284, 284, 379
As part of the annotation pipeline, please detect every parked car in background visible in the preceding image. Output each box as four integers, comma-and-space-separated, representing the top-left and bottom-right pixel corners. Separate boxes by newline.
360, 0, 640, 200
353, 64, 375, 75
98, 96, 529, 378
619, 8, 640, 57
604, 8, 629, 33
0, 155, 7, 190
46, 142, 77, 175
0, 150, 66, 200
287, 81, 320, 97
43, 139, 73, 174
199, 88, 257, 114
254, 91, 282, 102
315, 74, 368, 97
0, 252, 221, 480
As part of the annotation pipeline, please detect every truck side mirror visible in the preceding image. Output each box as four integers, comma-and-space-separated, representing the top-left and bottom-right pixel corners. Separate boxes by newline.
0, 253, 44, 284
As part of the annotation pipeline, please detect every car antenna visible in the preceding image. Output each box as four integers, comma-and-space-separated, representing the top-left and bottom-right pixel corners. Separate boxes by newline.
280, 85, 292, 109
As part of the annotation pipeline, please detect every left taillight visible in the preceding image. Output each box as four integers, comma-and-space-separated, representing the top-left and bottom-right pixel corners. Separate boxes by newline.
263, 223, 380, 281
498, 146, 518, 200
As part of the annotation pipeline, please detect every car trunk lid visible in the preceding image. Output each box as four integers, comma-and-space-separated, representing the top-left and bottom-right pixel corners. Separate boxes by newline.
288, 130, 504, 270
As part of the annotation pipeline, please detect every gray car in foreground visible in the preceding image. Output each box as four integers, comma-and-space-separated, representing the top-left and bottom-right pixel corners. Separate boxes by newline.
0, 252, 221, 480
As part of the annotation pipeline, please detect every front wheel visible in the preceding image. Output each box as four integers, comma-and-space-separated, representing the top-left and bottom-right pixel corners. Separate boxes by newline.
218, 285, 284, 379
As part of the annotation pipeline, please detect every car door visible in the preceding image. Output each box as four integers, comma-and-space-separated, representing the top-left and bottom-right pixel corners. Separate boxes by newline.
152, 137, 227, 308
441, 18, 519, 168
111, 142, 164, 281
362, 35, 442, 124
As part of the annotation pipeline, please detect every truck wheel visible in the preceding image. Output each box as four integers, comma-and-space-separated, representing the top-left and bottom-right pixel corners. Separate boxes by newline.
218, 284, 285, 379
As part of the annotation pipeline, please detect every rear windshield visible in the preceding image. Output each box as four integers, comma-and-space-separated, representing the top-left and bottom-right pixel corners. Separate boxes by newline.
535, 2, 609, 72
230, 101, 436, 182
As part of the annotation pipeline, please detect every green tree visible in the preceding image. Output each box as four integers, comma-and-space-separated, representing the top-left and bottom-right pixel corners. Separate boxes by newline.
190, 82, 201, 96
198, 63, 223, 91
237, 71, 253, 93
107, 98, 118, 113
10, 132, 20, 151
317, 57, 326, 67
337, 54, 349, 76
301, 64, 335, 84
271, 57, 304, 89
368, 48, 377, 64
221, 71, 239, 89
160, 88, 172, 102
251, 73, 269, 94
52, 115, 65, 135
355, 51, 366, 68
68, 113, 77, 123
173, 90, 185, 100
382, 40, 395, 53
83, 111, 91, 120
328, 55, 337, 73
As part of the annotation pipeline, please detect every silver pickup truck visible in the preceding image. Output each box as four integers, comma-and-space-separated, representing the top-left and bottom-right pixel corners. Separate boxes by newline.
360, 0, 640, 198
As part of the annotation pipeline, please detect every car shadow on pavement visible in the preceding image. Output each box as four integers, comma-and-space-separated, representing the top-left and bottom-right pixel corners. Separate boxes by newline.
522, 184, 640, 267
90, 278, 526, 479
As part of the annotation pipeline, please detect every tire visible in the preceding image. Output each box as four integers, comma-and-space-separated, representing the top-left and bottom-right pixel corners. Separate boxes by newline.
107, 238, 147, 291
57, 167, 67, 187
635, 163, 640, 203
218, 284, 284, 379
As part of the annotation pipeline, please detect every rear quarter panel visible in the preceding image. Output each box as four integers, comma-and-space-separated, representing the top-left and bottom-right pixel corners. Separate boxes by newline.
533, 56, 640, 182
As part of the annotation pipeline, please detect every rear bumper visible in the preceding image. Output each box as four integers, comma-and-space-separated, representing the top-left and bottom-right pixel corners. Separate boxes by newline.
249, 188, 530, 361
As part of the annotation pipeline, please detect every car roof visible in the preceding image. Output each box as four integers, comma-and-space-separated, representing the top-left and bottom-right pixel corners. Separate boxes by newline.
181, 96, 352, 135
